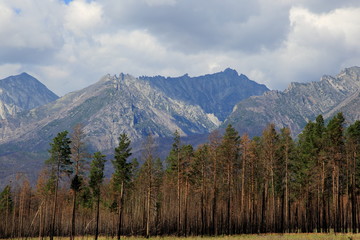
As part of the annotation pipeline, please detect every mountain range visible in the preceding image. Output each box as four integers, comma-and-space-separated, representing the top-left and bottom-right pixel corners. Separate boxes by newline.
2, 66, 360, 186
140, 68, 268, 121
224, 66, 360, 137
0, 69, 268, 185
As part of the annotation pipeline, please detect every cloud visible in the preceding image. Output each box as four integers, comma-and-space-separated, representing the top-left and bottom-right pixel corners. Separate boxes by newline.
64, 0, 104, 37
0, 0, 359, 96
267, 6, 360, 89
144, 0, 176, 7
0, 0, 64, 65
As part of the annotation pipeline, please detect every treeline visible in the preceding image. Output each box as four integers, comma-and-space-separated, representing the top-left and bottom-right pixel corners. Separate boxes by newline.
2, 112, 360, 238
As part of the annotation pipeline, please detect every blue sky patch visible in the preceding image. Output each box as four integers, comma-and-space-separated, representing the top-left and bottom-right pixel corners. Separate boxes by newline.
63, 0, 73, 5
13, 8, 21, 15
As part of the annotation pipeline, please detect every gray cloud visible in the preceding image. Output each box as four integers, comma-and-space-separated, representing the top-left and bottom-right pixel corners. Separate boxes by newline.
0, 0, 359, 95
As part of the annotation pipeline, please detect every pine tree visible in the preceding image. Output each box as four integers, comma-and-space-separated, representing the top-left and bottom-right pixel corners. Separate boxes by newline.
346, 120, 360, 233
70, 124, 89, 240
180, 144, 194, 236
325, 112, 345, 232
139, 135, 163, 238
278, 128, 295, 233
46, 131, 72, 240
220, 124, 240, 234
193, 144, 210, 236
260, 124, 278, 232
112, 133, 132, 240
89, 152, 106, 240
0, 185, 13, 238
165, 130, 182, 235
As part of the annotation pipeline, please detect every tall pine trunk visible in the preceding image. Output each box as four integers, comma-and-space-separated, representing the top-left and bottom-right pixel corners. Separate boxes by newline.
70, 190, 77, 240
50, 160, 60, 240
95, 194, 101, 240
146, 176, 151, 238
117, 181, 124, 240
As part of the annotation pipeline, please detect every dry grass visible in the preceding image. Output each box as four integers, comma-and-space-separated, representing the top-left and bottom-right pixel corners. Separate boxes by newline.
119, 234, 360, 240
3, 234, 360, 240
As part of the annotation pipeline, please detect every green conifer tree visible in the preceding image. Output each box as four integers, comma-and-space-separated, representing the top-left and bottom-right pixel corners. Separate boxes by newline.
90, 152, 106, 240
46, 131, 72, 240
112, 133, 132, 240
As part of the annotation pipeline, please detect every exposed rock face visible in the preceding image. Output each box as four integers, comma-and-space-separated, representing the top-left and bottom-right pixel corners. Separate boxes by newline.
0, 70, 270, 186
0, 73, 58, 119
224, 66, 360, 137
0, 73, 219, 152
140, 68, 269, 121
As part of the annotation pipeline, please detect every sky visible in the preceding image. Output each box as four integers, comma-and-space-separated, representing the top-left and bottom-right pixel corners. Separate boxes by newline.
0, 0, 360, 96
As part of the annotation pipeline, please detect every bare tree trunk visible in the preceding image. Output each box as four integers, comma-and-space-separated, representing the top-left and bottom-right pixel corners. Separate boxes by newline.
70, 190, 77, 240
177, 150, 181, 237
241, 151, 246, 230
352, 152, 357, 233
146, 176, 151, 238
321, 160, 327, 232
284, 143, 289, 233
201, 163, 205, 236
260, 183, 267, 233
38, 202, 44, 240
212, 157, 218, 236
117, 181, 124, 240
184, 177, 189, 237
95, 194, 101, 240
50, 161, 60, 240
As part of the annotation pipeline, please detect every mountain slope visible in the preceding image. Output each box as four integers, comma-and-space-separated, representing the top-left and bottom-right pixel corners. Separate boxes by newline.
140, 68, 269, 121
224, 66, 360, 137
0, 73, 58, 119
0, 73, 219, 153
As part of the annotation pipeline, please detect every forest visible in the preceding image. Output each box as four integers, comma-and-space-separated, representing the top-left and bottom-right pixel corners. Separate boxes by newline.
2, 112, 360, 239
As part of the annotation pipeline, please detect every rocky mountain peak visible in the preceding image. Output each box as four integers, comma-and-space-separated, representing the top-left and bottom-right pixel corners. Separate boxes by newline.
0, 73, 58, 119
225, 66, 360, 138
337, 66, 360, 82
223, 68, 239, 76
140, 69, 269, 121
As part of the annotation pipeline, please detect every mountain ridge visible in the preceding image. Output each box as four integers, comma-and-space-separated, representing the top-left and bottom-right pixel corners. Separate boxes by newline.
140, 68, 269, 121
224, 66, 360, 137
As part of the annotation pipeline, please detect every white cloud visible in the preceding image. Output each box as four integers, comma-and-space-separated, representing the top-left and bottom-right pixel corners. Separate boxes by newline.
0, 0, 360, 96
0, 64, 22, 79
64, 0, 104, 37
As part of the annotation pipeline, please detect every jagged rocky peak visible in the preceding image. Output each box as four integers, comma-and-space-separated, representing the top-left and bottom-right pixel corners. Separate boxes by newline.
339, 66, 360, 75
139, 69, 269, 121
0, 71, 220, 152
337, 66, 360, 82
224, 66, 360, 138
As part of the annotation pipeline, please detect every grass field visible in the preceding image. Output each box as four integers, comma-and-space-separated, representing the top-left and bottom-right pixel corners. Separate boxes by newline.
5, 234, 358, 240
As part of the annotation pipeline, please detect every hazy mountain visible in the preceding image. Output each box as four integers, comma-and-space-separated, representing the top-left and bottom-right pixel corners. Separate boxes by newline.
140, 68, 269, 121
0, 73, 58, 119
224, 66, 360, 137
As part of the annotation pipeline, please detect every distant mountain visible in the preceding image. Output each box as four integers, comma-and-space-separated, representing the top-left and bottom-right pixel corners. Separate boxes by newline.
0, 70, 270, 186
140, 68, 269, 121
0, 73, 58, 119
0, 73, 219, 153
0, 73, 223, 186
224, 66, 360, 137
